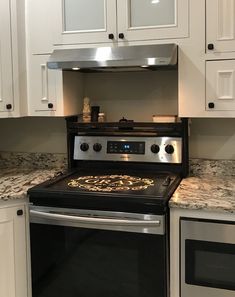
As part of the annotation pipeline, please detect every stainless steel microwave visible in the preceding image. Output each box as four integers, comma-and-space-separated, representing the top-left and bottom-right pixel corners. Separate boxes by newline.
181, 218, 235, 297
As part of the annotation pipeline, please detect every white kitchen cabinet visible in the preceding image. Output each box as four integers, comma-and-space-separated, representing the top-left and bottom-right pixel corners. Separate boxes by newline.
27, 55, 63, 115
0, 205, 28, 297
117, 0, 189, 43
56, 0, 117, 46
26, 0, 62, 55
27, 54, 84, 116
206, 60, 235, 111
27, 0, 189, 53
179, 0, 235, 117
58, 0, 188, 45
0, 0, 15, 116
26, 1, 84, 117
206, 0, 235, 54
0, 0, 27, 118
26, 0, 117, 54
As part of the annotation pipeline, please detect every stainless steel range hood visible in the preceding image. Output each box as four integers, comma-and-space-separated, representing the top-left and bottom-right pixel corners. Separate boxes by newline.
47, 44, 177, 72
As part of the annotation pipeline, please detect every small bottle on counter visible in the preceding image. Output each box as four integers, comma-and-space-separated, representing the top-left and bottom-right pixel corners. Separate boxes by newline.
91, 106, 100, 122
82, 97, 91, 122
98, 112, 106, 122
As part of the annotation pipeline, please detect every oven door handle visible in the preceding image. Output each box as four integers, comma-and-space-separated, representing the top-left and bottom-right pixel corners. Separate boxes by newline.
30, 210, 161, 226
30, 209, 165, 234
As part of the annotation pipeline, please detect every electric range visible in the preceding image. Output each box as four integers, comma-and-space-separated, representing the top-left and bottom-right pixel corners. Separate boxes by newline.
28, 119, 188, 297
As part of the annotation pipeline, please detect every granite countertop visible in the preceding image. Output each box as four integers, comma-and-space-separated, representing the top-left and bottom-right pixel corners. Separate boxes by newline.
0, 153, 235, 213
170, 176, 235, 213
169, 159, 235, 213
0, 168, 62, 201
0, 152, 67, 202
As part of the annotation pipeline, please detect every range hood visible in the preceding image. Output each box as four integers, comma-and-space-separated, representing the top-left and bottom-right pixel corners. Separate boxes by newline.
47, 44, 177, 72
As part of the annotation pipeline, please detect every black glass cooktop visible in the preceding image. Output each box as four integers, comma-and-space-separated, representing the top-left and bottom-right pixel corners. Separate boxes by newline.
47, 171, 175, 197
28, 166, 181, 214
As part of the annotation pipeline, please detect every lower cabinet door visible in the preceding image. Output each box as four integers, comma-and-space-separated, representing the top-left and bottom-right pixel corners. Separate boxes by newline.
0, 205, 28, 297
27, 54, 63, 116
206, 60, 235, 111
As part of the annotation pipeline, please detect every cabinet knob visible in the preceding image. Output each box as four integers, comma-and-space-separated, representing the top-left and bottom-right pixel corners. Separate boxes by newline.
48, 103, 53, 109
6, 104, 12, 110
108, 33, 114, 40
208, 43, 214, 50
208, 102, 215, 109
118, 33, 125, 39
17, 209, 23, 216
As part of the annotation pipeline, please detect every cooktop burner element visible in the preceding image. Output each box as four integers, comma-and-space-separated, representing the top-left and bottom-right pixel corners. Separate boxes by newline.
67, 175, 155, 192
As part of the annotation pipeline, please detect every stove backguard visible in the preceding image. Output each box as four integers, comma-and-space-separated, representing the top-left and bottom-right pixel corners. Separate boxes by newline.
65, 118, 189, 177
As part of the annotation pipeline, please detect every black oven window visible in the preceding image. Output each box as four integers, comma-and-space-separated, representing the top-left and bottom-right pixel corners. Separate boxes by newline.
30, 223, 167, 297
185, 239, 235, 291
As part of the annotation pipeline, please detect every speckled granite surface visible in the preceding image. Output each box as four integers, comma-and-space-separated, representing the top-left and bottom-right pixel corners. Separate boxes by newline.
0, 153, 235, 211
170, 159, 235, 213
0, 152, 67, 169
0, 152, 67, 201
190, 158, 235, 177
0, 168, 62, 201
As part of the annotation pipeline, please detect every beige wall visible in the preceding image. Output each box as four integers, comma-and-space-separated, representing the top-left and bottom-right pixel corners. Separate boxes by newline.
0, 70, 234, 159
0, 117, 67, 153
189, 118, 235, 160
0, 117, 235, 160
83, 71, 178, 122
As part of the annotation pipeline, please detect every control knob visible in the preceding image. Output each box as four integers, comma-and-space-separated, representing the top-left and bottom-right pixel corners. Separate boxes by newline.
93, 143, 102, 152
80, 143, 89, 152
151, 144, 160, 154
165, 144, 174, 154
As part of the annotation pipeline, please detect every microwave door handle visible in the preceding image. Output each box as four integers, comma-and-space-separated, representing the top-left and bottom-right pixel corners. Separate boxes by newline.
30, 210, 161, 227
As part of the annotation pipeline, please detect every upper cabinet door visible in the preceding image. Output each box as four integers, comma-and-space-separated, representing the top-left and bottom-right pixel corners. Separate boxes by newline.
117, 0, 189, 42
27, 0, 62, 54
206, 60, 235, 111
0, 0, 14, 113
206, 0, 235, 53
55, 0, 117, 45
27, 54, 63, 116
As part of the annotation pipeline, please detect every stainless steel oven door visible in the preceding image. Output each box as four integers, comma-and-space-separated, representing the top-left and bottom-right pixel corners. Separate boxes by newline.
29, 205, 168, 297
181, 218, 235, 297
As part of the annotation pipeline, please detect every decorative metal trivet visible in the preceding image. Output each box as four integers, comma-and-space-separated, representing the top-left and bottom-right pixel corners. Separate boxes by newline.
67, 175, 154, 192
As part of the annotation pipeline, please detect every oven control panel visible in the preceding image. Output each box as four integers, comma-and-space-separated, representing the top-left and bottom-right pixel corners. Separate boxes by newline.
74, 136, 182, 163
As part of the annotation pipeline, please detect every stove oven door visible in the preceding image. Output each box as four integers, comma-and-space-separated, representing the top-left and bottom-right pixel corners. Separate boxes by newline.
29, 206, 168, 297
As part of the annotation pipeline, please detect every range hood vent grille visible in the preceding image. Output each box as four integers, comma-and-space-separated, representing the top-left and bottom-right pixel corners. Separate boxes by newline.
47, 44, 178, 72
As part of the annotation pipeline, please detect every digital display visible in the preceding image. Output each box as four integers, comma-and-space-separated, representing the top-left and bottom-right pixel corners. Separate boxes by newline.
107, 141, 145, 155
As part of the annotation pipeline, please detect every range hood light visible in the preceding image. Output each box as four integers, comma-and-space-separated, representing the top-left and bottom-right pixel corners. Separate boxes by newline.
95, 47, 112, 61
72, 67, 80, 71
148, 58, 157, 65
141, 65, 149, 68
